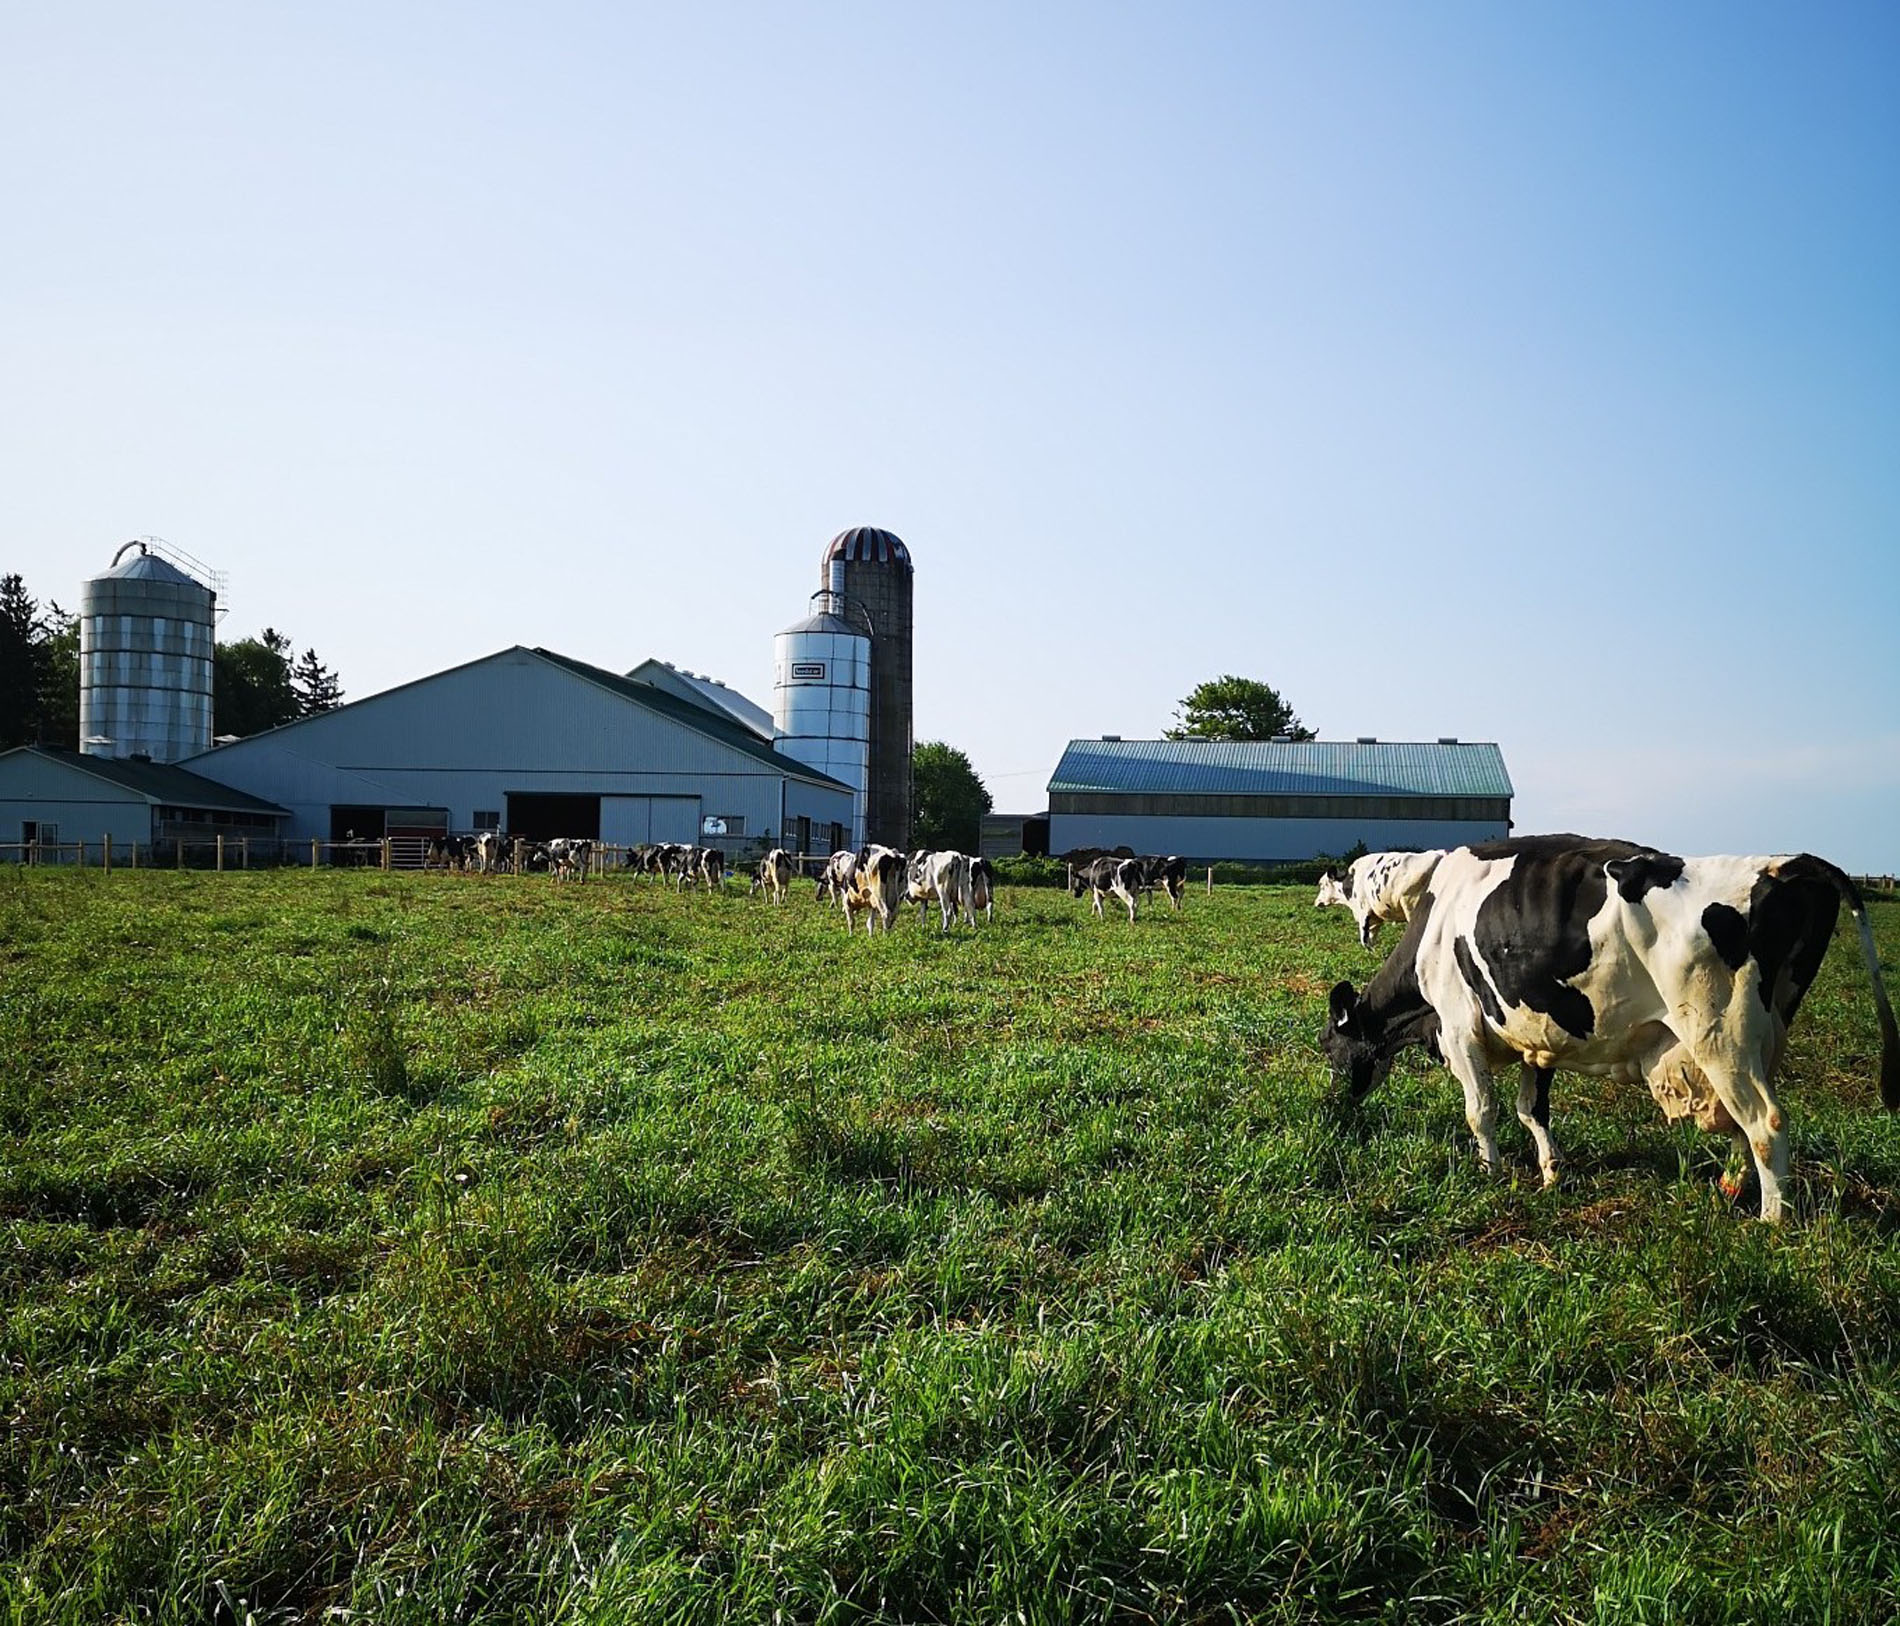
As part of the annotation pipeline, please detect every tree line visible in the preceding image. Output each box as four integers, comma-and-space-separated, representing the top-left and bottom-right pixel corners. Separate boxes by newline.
0, 572, 344, 751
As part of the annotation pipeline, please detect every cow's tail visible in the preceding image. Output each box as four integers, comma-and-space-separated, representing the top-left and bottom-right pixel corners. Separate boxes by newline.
1801, 856, 1900, 1110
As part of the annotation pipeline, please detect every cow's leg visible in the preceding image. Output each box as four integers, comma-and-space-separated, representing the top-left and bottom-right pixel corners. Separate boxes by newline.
1121, 884, 1137, 924
1443, 1037, 1504, 1176
1357, 911, 1375, 949
1690, 1053, 1788, 1221
1514, 1063, 1560, 1187
1091, 890, 1104, 919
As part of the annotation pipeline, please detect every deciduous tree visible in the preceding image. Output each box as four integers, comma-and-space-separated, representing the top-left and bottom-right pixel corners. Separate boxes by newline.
912, 741, 992, 853
1164, 674, 1313, 742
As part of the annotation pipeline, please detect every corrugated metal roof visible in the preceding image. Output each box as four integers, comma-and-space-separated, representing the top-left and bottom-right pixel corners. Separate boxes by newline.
1048, 738, 1513, 798
8, 747, 289, 813
824, 526, 911, 568
532, 649, 851, 790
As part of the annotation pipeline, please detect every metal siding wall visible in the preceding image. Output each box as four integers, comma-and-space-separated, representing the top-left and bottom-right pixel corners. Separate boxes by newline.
0, 797, 151, 847
180, 651, 828, 842
1049, 813, 1511, 862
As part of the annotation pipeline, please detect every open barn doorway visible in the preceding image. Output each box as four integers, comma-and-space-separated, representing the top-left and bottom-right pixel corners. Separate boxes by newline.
505, 793, 601, 842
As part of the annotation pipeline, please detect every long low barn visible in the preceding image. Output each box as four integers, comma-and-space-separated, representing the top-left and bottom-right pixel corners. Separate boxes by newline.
175, 646, 857, 853
1046, 736, 1513, 863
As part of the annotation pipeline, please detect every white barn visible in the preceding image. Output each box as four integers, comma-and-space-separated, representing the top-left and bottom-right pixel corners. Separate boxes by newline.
0, 745, 288, 857
179, 646, 856, 854
1047, 737, 1513, 863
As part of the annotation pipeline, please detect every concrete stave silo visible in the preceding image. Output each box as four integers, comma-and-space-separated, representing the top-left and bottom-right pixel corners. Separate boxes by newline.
79, 541, 218, 763
823, 526, 912, 849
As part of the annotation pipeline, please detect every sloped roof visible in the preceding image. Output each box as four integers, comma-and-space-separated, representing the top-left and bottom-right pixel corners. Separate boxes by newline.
2, 747, 288, 814
626, 658, 774, 739
1048, 738, 1513, 799
532, 649, 850, 789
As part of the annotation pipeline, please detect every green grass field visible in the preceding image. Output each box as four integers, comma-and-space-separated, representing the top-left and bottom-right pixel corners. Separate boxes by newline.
4, 868, 1898, 1624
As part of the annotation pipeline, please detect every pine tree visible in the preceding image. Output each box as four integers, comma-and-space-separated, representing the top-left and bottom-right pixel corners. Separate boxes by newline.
292, 647, 345, 716
0, 574, 46, 749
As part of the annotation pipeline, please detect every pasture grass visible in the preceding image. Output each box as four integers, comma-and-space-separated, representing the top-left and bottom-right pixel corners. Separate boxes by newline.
2, 867, 1898, 1624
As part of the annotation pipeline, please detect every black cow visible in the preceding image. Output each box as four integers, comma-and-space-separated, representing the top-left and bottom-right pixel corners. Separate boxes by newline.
1135, 853, 1188, 910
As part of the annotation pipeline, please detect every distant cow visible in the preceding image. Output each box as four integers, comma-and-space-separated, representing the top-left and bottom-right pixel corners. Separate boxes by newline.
1320, 834, 1899, 1222
969, 856, 996, 922
906, 849, 976, 931
546, 837, 593, 882
842, 845, 906, 935
1069, 856, 1142, 923
816, 849, 859, 903
1135, 854, 1188, 911
424, 834, 475, 872
472, 831, 504, 874
1315, 849, 1447, 948
754, 848, 796, 903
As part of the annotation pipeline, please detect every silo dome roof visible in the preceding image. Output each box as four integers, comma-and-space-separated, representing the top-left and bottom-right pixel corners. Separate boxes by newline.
94, 546, 207, 588
779, 609, 863, 638
824, 526, 911, 568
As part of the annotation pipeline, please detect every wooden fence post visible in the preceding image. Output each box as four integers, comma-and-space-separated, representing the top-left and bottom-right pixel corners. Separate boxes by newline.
240, 838, 249, 870
311, 837, 320, 868
176, 836, 185, 870
1206, 866, 1214, 895
382, 838, 391, 872
131, 840, 139, 869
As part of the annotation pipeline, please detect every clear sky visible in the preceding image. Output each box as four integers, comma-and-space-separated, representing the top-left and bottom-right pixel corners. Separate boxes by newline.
5, 2, 1896, 867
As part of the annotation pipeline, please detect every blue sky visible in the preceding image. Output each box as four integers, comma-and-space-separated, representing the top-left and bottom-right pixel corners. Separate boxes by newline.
5, 3, 1896, 866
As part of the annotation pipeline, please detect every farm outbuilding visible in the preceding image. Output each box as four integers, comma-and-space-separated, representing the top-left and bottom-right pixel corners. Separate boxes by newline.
176, 646, 856, 855
1046, 737, 1512, 863
0, 745, 288, 857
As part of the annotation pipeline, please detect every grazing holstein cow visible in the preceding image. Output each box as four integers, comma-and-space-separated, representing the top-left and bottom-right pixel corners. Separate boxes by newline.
906, 849, 976, 931
424, 834, 475, 872
816, 849, 859, 903
1069, 856, 1143, 923
1320, 834, 1899, 1223
754, 847, 796, 903
841, 845, 906, 935
546, 837, 593, 882
693, 846, 726, 891
969, 856, 996, 923
1315, 849, 1448, 948
1135, 853, 1188, 911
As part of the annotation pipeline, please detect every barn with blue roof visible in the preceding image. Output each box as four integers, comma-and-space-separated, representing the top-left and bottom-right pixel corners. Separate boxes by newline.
1046, 736, 1513, 863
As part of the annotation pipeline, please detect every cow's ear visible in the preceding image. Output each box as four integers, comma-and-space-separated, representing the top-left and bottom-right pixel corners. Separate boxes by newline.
1328, 981, 1358, 1030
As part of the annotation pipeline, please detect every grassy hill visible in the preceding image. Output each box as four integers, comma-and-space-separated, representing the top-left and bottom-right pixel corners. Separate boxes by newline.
3, 869, 1897, 1623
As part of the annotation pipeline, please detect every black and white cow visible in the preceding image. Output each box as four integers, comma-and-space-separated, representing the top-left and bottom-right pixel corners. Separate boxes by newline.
905, 849, 976, 931
841, 845, 906, 934
816, 849, 859, 903
546, 837, 593, 882
1320, 834, 1899, 1222
969, 856, 996, 923
754, 847, 796, 903
1135, 854, 1188, 911
472, 831, 504, 874
1315, 849, 1447, 948
1069, 856, 1143, 923
424, 834, 476, 872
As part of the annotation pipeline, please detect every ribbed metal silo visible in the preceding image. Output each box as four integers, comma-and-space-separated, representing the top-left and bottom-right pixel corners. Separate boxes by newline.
772, 593, 872, 846
79, 540, 218, 762
823, 526, 913, 849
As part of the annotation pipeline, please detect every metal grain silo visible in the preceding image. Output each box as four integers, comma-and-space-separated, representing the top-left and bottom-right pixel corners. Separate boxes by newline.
823, 526, 913, 848
79, 540, 218, 762
772, 593, 872, 845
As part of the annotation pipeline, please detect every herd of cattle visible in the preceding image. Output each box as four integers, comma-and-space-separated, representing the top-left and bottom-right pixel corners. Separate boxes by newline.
418, 825, 1897, 1221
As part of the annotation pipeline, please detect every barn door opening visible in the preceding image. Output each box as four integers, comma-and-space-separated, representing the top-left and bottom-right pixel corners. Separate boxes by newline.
505, 793, 601, 842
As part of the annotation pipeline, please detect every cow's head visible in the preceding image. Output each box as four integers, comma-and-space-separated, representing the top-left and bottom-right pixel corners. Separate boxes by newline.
1067, 863, 1087, 898
1322, 981, 1397, 1101
1314, 872, 1347, 908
